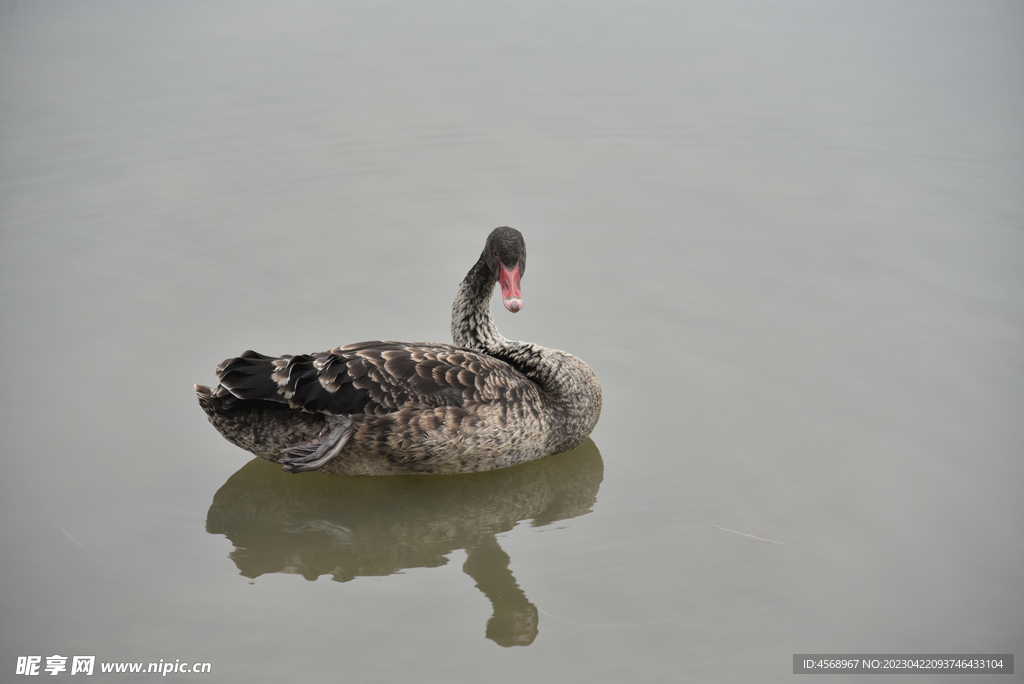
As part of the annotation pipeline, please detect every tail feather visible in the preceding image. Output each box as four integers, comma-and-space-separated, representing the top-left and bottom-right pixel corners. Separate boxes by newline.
217, 352, 282, 401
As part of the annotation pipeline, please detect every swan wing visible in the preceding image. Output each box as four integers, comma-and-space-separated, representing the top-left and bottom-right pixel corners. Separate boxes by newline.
215, 341, 522, 416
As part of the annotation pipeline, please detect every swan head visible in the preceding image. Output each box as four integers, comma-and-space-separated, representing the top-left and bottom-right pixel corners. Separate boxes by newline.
484, 227, 526, 313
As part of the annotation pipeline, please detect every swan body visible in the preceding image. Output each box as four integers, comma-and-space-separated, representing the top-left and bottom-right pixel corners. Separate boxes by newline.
196, 227, 601, 475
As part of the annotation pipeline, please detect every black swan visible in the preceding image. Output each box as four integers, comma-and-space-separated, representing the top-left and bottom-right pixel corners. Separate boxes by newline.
196, 227, 602, 475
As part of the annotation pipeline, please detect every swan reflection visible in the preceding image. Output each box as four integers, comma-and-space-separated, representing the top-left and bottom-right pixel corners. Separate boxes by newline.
206, 440, 603, 646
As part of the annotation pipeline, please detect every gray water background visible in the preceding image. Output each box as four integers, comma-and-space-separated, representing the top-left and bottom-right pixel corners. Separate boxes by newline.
1, 1, 1022, 682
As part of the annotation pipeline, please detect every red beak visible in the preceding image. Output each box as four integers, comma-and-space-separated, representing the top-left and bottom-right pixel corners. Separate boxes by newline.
499, 263, 523, 313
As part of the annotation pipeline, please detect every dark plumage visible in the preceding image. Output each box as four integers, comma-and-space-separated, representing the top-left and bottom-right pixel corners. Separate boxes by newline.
196, 227, 602, 475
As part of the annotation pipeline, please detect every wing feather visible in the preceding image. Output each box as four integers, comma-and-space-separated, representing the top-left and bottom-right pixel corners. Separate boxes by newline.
215, 341, 526, 416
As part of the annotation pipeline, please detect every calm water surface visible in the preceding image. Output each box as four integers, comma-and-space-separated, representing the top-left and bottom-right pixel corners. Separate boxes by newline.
1, 2, 1022, 682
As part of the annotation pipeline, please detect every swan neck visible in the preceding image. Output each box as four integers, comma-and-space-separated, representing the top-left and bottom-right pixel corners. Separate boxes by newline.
451, 258, 507, 353
450, 253, 603, 454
